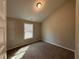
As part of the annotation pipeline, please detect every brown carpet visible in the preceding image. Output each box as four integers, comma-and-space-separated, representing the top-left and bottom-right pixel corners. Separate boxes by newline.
7, 42, 74, 59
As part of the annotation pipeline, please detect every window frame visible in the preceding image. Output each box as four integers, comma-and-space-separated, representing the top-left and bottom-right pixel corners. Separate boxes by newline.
24, 23, 34, 40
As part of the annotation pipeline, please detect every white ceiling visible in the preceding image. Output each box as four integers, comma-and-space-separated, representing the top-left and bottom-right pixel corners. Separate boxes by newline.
7, 0, 68, 22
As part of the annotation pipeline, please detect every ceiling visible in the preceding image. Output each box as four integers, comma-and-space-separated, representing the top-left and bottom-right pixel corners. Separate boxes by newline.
7, 0, 68, 22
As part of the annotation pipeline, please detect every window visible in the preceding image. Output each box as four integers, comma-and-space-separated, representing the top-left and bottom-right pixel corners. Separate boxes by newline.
24, 23, 33, 39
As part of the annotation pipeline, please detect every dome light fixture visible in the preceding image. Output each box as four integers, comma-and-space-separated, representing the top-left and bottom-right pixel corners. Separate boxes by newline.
36, 2, 42, 8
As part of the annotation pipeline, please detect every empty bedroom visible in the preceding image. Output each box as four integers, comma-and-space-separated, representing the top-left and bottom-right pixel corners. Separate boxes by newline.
7, 0, 75, 59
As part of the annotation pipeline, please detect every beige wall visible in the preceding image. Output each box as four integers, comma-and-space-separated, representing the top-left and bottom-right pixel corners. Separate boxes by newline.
0, 0, 7, 59
7, 17, 41, 50
76, 0, 79, 59
42, 0, 75, 51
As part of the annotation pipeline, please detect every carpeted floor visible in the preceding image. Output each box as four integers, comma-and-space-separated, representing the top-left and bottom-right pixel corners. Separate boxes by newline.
7, 42, 74, 59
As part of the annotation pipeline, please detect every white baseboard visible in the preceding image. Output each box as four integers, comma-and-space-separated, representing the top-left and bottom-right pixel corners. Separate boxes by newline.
43, 40, 75, 52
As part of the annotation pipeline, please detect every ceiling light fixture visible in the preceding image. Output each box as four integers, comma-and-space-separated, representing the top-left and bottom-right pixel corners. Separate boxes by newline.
36, 2, 42, 8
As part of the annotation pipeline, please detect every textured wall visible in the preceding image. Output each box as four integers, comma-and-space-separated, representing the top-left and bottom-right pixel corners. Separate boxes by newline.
7, 17, 41, 50
0, 0, 6, 59
42, 0, 75, 51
